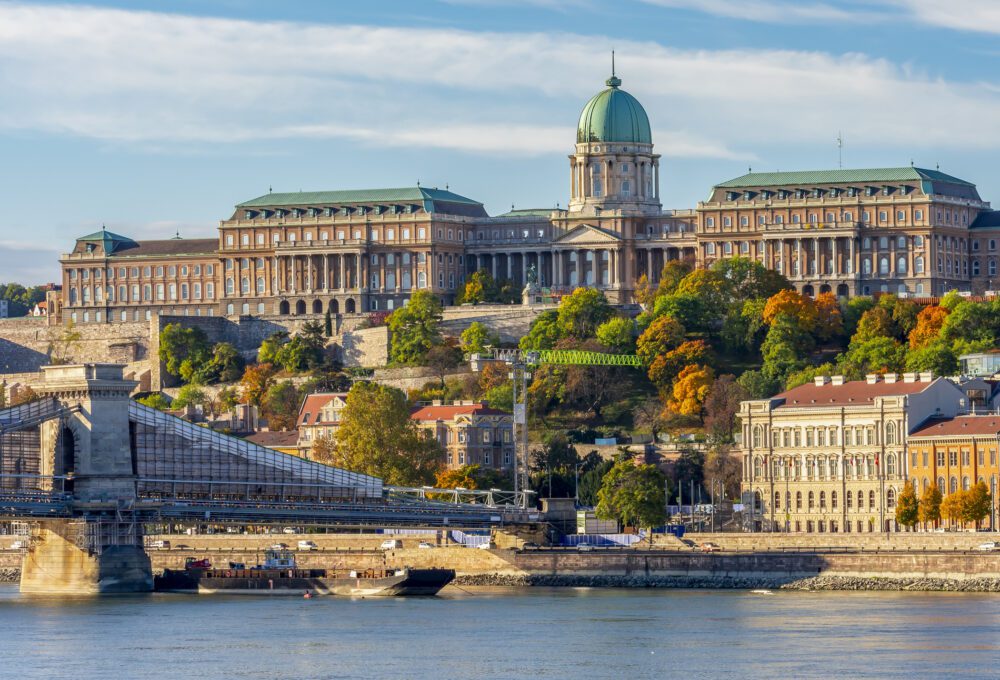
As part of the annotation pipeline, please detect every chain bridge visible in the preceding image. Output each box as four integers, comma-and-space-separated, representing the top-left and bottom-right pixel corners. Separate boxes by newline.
0, 364, 534, 594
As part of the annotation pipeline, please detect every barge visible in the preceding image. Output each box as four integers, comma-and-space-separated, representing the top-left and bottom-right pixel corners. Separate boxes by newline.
154, 550, 455, 597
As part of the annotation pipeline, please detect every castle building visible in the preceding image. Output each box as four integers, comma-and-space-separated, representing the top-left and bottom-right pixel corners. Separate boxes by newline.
57, 70, 1000, 324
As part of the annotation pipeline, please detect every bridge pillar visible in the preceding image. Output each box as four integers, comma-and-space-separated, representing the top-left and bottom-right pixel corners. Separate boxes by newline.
20, 520, 153, 594
21, 364, 152, 594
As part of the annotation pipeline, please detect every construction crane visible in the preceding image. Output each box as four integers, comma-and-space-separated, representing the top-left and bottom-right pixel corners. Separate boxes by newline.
469, 348, 642, 506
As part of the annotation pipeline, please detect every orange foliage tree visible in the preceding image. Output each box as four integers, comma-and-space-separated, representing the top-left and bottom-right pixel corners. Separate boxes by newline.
813, 292, 844, 341
762, 289, 817, 331
667, 364, 715, 416
908, 305, 949, 349
636, 315, 686, 366
239, 363, 276, 407
649, 340, 711, 390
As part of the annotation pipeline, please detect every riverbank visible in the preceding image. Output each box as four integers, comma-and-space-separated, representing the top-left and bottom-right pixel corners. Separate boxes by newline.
455, 573, 1000, 592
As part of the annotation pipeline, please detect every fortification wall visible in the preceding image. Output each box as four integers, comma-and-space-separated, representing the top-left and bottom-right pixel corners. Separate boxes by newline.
440, 304, 555, 343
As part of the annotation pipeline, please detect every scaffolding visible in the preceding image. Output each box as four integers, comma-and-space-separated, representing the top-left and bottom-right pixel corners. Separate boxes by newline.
128, 402, 383, 502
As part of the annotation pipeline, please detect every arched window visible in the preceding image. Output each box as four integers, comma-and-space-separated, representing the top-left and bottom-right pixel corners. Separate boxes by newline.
879, 257, 889, 275
885, 422, 897, 445
866, 457, 875, 478
753, 426, 762, 448
774, 491, 781, 510
808, 491, 815, 510
831, 491, 838, 509
417, 272, 427, 289
796, 492, 802, 510
886, 454, 896, 476
857, 490, 865, 510
937, 477, 946, 493
915, 256, 924, 273
256, 277, 265, 294
819, 491, 826, 509
869, 490, 876, 508
950, 476, 958, 493
846, 491, 853, 510
226, 278, 234, 295
963, 476, 970, 491
753, 457, 763, 478
240, 278, 250, 295
887, 488, 896, 509
897, 257, 907, 275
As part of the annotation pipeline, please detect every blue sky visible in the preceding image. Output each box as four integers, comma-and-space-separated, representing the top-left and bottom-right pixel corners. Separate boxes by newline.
5, 0, 1000, 283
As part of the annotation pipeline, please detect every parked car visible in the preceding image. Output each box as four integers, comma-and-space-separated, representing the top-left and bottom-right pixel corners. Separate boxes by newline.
700, 542, 720, 553
976, 542, 998, 551
380, 539, 402, 550
148, 540, 170, 549
297, 540, 318, 551
269, 543, 289, 550
576, 543, 594, 552
476, 542, 493, 550
282, 527, 296, 534
417, 542, 435, 549
521, 542, 539, 550
174, 544, 191, 550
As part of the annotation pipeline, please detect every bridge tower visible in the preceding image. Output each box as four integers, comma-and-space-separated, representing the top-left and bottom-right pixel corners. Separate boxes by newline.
20, 364, 152, 594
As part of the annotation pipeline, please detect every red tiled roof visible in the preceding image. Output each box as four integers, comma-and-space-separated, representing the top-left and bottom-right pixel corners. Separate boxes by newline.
775, 379, 932, 408
296, 393, 348, 427
910, 415, 1000, 438
245, 431, 300, 448
410, 403, 511, 421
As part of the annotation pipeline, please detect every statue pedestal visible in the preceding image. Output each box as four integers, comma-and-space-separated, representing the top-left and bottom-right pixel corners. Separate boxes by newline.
522, 282, 540, 306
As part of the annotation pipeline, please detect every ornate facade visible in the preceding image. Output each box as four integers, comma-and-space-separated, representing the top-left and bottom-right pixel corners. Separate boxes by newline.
58, 70, 1000, 323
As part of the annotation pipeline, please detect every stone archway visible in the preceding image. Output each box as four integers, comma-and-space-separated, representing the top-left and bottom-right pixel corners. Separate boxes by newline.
312, 300, 323, 314
329, 299, 339, 314
278, 300, 290, 315
295, 300, 306, 315
345, 298, 356, 313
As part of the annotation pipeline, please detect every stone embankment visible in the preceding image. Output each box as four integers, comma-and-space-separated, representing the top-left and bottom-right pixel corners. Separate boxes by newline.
781, 576, 1000, 592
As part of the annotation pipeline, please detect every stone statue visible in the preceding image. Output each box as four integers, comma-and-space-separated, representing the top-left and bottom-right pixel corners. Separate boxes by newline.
526, 264, 538, 285
522, 264, 540, 306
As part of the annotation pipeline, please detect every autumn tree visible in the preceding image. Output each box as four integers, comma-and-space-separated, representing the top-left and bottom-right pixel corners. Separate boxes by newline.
908, 305, 949, 350
853, 306, 896, 343
895, 481, 919, 528
387, 290, 444, 365
634, 273, 656, 308
963, 480, 992, 529
556, 287, 613, 339
667, 364, 714, 417
813, 292, 844, 342
648, 340, 710, 391
478, 361, 509, 393
703, 445, 742, 500
239, 363, 276, 407
332, 382, 443, 486
263, 380, 302, 431
459, 270, 489, 304
762, 289, 817, 332
917, 484, 942, 528
596, 460, 667, 530
636, 315, 685, 365
703, 375, 748, 444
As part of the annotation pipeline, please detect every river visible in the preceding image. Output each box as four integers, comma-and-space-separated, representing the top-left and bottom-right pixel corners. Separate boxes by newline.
0, 584, 997, 679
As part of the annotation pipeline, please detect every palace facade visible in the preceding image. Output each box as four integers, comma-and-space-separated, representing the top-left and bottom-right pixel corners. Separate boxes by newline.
58, 71, 1000, 324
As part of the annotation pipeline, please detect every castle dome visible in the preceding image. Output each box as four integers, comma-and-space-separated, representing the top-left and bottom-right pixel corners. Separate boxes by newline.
576, 74, 652, 145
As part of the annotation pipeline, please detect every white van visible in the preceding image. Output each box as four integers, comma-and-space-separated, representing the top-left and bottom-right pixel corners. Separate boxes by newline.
380, 539, 402, 550
297, 540, 318, 551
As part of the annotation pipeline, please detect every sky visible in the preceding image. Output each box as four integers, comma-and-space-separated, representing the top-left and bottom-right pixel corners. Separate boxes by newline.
5, 0, 1000, 284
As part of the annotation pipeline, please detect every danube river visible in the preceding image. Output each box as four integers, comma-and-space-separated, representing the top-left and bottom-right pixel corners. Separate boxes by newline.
1, 585, 998, 679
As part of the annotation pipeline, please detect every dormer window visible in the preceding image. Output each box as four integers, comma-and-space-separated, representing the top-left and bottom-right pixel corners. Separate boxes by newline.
340, 207, 350, 216
743, 191, 753, 200
866, 186, 876, 196
275, 209, 285, 219
882, 186, 891, 196
796, 189, 805, 199
829, 188, 839, 198
325, 207, 334, 217
261, 210, 270, 219
778, 190, 787, 200
244, 210, 255, 219
812, 188, 822, 198
726, 191, 738, 201
374, 205, 382, 215
761, 190, 771, 200
847, 187, 857, 197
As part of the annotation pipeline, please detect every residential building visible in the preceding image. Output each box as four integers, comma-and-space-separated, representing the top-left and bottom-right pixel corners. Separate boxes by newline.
960, 351, 1000, 378
739, 372, 967, 533
56, 69, 1000, 323
296, 392, 349, 456
409, 401, 515, 472
245, 430, 300, 457
907, 415, 1000, 529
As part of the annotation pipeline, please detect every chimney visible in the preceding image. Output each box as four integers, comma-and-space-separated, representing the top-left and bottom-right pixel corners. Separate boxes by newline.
903, 372, 917, 383
866, 374, 879, 384
919, 371, 934, 382
831, 375, 845, 386
884, 373, 898, 384
814, 376, 830, 387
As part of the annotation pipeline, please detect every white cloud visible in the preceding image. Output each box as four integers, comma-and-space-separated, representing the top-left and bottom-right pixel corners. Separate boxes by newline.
889, 0, 1000, 34
1, 1, 1000, 163
639, 0, 867, 23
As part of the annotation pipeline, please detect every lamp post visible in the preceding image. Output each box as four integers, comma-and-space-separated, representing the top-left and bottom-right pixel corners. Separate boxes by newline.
574, 462, 581, 506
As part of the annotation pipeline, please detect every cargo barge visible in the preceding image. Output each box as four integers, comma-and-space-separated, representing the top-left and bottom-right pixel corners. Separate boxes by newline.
154, 550, 454, 597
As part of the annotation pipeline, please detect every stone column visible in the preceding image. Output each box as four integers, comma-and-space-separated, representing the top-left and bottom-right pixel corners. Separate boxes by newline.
290, 255, 297, 293
795, 239, 802, 280
832, 238, 839, 276
813, 238, 820, 277
654, 160, 660, 201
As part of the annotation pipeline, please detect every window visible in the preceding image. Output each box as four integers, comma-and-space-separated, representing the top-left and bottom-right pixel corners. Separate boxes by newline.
206, 283, 215, 299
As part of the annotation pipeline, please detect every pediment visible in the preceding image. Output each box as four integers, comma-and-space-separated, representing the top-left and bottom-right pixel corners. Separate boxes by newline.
553, 224, 621, 245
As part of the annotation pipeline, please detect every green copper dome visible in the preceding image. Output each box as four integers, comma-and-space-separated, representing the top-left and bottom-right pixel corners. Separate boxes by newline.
576, 75, 652, 145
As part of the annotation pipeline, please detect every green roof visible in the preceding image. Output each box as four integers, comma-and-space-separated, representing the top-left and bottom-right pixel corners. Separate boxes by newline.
577, 75, 652, 145
715, 167, 975, 189
76, 228, 137, 255
237, 186, 482, 209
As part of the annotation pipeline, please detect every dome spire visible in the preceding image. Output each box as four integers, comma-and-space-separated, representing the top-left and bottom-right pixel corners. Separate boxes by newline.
606, 50, 621, 88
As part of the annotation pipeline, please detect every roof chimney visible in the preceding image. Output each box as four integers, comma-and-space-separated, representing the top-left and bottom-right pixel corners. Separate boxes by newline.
903, 372, 917, 383
831, 375, 845, 386
919, 371, 934, 382
884, 373, 898, 384
866, 374, 879, 384
814, 376, 830, 387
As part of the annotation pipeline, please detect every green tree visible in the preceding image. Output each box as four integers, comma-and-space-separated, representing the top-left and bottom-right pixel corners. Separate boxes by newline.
596, 459, 667, 530
425, 340, 463, 387
710, 256, 790, 301
904, 339, 958, 376
333, 382, 443, 486
158, 323, 211, 384
578, 458, 614, 507
761, 314, 811, 384
895, 480, 919, 528
556, 288, 613, 339
519, 310, 562, 350
208, 342, 245, 383
784, 362, 838, 391
387, 290, 444, 365
460, 322, 500, 355
918, 484, 942, 527
595, 317, 635, 353
258, 331, 289, 365
324, 309, 334, 337
136, 393, 170, 410
841, 296, 875, 338
736, 370, 779, 399
172, 384, 207, 410
837, 337, 905, 379
853, 306, 896, 343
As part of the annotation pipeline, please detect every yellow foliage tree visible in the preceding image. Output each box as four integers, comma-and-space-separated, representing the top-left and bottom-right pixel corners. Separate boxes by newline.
813, 292, 844, 341
940, 490, 967, 527
667, 364, 714, 417
908, 305, 949, 350
762, 289, 818, 332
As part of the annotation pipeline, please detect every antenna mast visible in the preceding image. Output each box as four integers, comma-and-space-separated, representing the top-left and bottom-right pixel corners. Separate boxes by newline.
837, 132, 844, 169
